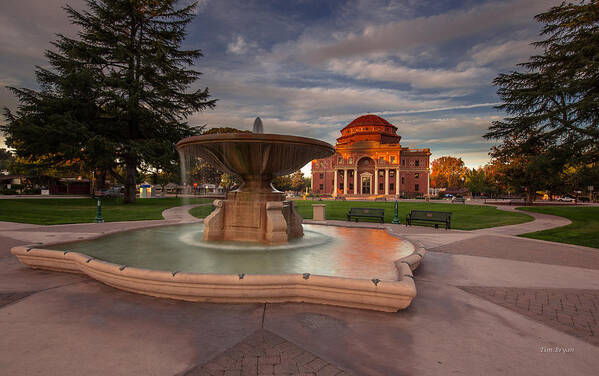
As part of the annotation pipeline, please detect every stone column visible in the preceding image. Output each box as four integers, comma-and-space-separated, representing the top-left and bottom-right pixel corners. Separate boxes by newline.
384, 169, 389, 195
343, 169, 348, 194
353, 169, 358, 194
333, 168, 338, 197
427, 168, 431, 198
374, 168, 378, 194
395, 169, 400, 196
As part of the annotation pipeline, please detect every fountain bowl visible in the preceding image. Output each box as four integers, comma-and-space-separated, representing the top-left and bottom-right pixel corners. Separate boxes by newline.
176, 133, 335, 193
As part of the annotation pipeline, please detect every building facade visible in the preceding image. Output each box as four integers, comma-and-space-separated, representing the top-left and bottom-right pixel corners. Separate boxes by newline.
311, 114, 431, 197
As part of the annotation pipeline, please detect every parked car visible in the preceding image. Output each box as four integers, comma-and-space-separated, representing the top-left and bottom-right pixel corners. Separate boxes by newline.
557, 196, 575, 202
94, 186, 124, 198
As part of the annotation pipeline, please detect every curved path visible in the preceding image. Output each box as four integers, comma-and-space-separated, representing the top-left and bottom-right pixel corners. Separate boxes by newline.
476, 204, 571, 236
1, 203, 599, 376
0, 204, 205, 247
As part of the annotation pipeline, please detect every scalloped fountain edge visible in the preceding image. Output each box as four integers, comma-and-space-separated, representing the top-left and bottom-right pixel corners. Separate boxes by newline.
10, 231, 425, 312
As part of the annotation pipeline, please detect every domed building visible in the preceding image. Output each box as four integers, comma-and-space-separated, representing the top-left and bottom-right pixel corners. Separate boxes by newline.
311, 114, 431, 197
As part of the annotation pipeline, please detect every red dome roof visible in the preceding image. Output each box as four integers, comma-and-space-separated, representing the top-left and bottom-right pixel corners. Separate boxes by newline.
342, 114, 396, 131
337, 114, 400, 145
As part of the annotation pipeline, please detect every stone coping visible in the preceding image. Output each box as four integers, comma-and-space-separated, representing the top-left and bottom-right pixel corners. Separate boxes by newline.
10, 227, 426, 312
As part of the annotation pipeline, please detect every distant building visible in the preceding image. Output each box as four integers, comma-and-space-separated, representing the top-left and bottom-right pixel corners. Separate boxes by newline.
311, 114, 431, 197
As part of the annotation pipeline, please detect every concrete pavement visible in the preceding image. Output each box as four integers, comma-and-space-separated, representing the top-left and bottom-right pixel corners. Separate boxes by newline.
1, 204, 598, 375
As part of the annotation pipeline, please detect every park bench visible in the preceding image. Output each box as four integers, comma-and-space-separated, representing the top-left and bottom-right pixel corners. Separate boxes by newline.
453, 197, 465, 204
346, 208, 384, 223
335, 196, 346, 200
374, 197, 386, 202
406, 210, 452, 229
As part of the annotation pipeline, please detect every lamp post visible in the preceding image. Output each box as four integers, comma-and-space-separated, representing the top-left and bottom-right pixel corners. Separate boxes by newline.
95, 197, 104, 223
392, 200, 400, 224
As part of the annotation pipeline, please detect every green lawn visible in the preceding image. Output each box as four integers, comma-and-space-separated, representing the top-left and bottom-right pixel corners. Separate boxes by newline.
189, 204, 215, 219
294, 200, 532, 230
0, 197, 212, 225
518, 206, 599, 249
189, 200, 533, 231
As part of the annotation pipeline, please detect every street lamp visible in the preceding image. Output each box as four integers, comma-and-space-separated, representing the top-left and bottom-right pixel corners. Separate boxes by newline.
95, 197, 104, 223
392, 200, 400, 224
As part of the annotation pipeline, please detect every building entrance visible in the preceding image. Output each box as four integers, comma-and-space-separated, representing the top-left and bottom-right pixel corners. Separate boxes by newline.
361, 176, 371, 195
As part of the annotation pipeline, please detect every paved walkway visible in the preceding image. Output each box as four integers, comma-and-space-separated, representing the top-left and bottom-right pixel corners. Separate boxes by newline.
1, 205, 599, 375
460, 287, 599, 347
0, 204, 203, 247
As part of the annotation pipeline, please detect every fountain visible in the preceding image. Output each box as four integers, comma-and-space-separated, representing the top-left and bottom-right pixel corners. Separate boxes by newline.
10, 119, 426, 312
176, 118, 334, 243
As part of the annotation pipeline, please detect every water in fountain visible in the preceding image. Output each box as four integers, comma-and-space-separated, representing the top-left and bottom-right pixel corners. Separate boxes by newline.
52, 223, 413, 280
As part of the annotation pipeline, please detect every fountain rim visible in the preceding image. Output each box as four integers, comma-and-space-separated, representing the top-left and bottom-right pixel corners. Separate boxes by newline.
176, 133, 335, 151
9, 224, 425, 312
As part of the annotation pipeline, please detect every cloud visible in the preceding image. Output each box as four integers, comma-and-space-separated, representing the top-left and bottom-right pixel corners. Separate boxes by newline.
327, 58, 491, 89
377, 102, 501, 116
469, 39, 538, 68
227, 35, 255, 55
188, 0, 210, 14
269, 0, 555, 65
0, 84, 20, 124
389, 114, 502, 167
0, 0, 84, 58
1, 0, 550, 170
199, 68, 453, 118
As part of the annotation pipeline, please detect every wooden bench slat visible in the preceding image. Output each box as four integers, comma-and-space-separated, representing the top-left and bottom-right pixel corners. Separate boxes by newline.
406, 210, 451, 229
347, 208, 384, 223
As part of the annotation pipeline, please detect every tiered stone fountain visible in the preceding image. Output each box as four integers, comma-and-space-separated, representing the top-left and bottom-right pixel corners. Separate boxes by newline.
176, 118, 335, 243
10, 118, 425, 312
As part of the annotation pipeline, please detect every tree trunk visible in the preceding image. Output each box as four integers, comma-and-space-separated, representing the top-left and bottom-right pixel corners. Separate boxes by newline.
96, 169, 107, 190
526, 188, 534, 206
124, 156, 137, 203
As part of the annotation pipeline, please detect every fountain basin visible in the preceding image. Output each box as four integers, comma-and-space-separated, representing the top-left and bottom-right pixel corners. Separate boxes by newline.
10, 224, 426, 312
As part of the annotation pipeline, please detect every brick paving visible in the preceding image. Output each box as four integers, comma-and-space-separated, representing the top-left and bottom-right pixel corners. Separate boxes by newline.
183, 329, 351, 376
460, 286, 599, 346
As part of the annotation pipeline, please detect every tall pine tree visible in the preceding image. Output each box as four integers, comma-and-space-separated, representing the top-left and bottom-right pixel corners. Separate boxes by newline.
485, 0, 599, 202
2, 0, 215, 202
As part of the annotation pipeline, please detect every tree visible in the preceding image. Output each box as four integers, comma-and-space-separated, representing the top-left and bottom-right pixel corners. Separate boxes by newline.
290, 171, 305, 193
8, 154, 87, 191
485, 1, 599, 202
190, 161, 222, 186
464, 168, 487, 197
203, 127, 251, 135
0, 148, 14, 172
464, 164, 508, 198
303, 176, 312, 193
220, 172, 241, 191
2, 0, 215, 203
272, 175, 292, 192
430, 156, 467, 189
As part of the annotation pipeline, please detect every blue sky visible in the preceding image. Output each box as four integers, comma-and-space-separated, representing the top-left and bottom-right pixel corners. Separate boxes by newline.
0, 0, 561, 171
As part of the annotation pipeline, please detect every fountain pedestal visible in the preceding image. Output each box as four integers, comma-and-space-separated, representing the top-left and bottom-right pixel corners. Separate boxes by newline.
203, 192, 303, 243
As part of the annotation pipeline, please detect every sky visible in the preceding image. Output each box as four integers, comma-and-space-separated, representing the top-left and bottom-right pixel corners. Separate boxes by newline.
0, 0, 562, 173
